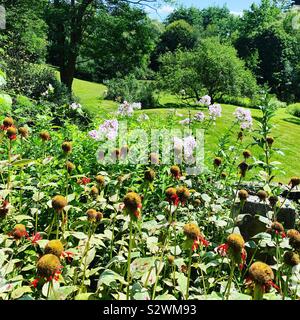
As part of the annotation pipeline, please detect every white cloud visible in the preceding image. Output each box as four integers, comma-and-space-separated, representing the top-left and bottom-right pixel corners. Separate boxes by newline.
230, 11, 243, 17
158, 4, 175, 15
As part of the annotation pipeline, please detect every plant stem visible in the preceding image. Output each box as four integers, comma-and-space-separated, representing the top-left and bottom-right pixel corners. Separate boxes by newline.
126, 219, 133, 300
186, 248, 193, 300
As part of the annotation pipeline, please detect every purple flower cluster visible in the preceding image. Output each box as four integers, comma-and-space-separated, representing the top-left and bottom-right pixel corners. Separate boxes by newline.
233, 107, 253, 130
209, 104, 222, 120
198, 95, 211, 106
194, 111, 205, 122
89, 119, 119, 141
173, 135, 197, 161
117, 101, 141, 117
179, 118, 192, 125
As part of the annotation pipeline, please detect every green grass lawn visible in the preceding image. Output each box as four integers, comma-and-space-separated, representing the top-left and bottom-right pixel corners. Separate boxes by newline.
71, 76, 300, 182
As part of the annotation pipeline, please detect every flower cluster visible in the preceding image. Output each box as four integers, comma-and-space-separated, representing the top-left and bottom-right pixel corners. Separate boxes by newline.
89, 119, 119, 141
233, 107, 253, 130
198, 95, 211, 106
70, 102, 82, 111
173, 135, 197, 161
194, 111, 205, 122
117, 101, 141, 117
209, 104, 222, 120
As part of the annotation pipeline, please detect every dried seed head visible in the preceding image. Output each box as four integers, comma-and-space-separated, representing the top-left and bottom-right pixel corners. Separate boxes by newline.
176, 186, 190, 203
289, 233, 300, 250
52, 195, 67, 212
167, 255, 175, 264
62, 141, 72, 153
45, 240, 64, 257
213, 157, 222, 167
238, 189, 248, 201
86, 209, 98, 222
12, 224, 27, 239
170, 165, 181, 178
183, 223, 201, 241
221, 172, 227, 179
18, 127, 29, 138
227, 233, 245, 252
249, 262, 274, 285
40, 131, 51, 141
66, 161, 75, 173
243, 150, 252, 159
144, 169, 156, 182
266, 136, 274, 147
37, 254, 60, 278
268, 195, 278, 208
3, 117, 14, 127
193, 199, 202, 207
284, 251, 300, 267
238, 161, 249, 177
95, 175, 105, 186
90, 186, 99, 197
289, 177, 300, 188
257, 190, 268, 201
123, 192, 142, 213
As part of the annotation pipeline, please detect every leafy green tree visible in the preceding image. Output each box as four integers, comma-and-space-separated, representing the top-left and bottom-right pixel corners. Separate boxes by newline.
78, 4, 158, 82
45, 0, 169, 92
158, 38, 258, 103
235, 0, 300, 101
0, 0, 48, 94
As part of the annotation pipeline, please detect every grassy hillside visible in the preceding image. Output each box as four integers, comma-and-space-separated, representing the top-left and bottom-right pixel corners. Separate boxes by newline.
71, 76, 300, 182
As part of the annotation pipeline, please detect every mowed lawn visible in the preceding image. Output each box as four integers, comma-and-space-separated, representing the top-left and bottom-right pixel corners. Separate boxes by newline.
72, 76, 300, 182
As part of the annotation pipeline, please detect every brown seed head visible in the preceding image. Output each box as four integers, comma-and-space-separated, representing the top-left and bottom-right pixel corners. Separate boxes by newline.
243, 150, 252, 159
213, 157, 222, 167
52, 195, 67, 212
227, 233, 245, 252
37, 254, 60, 278
184, 223, 201, 241
40, 131, 51, 141
45, 240, 64, 257
3, 117, 14, 127
123, 192, 142, 213
257, 190, 268, 201
249, 262, 274, 285
18, 127, 29, 138
238, 189, 248, 201
144, 169, 156, 182
284, 251, 300, 267
62, 141, 72, 153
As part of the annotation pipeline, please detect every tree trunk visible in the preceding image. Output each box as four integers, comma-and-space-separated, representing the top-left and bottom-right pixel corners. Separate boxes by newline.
59, 0, 93, 92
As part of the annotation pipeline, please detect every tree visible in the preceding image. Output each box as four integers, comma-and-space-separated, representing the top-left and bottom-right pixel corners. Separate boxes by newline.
0, 0, 48, 94
235, 0, 300, 101
78, 4, 158, 82
45, 0, 169, 92
158, 38, 258, 103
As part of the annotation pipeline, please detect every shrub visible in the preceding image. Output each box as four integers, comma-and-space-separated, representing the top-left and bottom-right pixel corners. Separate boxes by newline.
287, 103, 300, 118
105, 74, 157, 108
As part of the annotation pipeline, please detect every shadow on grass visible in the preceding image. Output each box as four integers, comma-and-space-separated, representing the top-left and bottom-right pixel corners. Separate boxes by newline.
282, 117, 300, 126
144, 102, 208, 110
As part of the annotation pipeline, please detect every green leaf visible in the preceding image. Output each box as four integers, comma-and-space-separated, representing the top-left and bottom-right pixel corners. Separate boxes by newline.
97, 269, 127, 288
11, 159, 36, 167
49, 285, 78, 300
11, 286, 32, 299
75, 293, 97, 300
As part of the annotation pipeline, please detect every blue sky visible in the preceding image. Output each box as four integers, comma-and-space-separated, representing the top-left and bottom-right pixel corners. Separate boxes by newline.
147, 0, 261, 20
